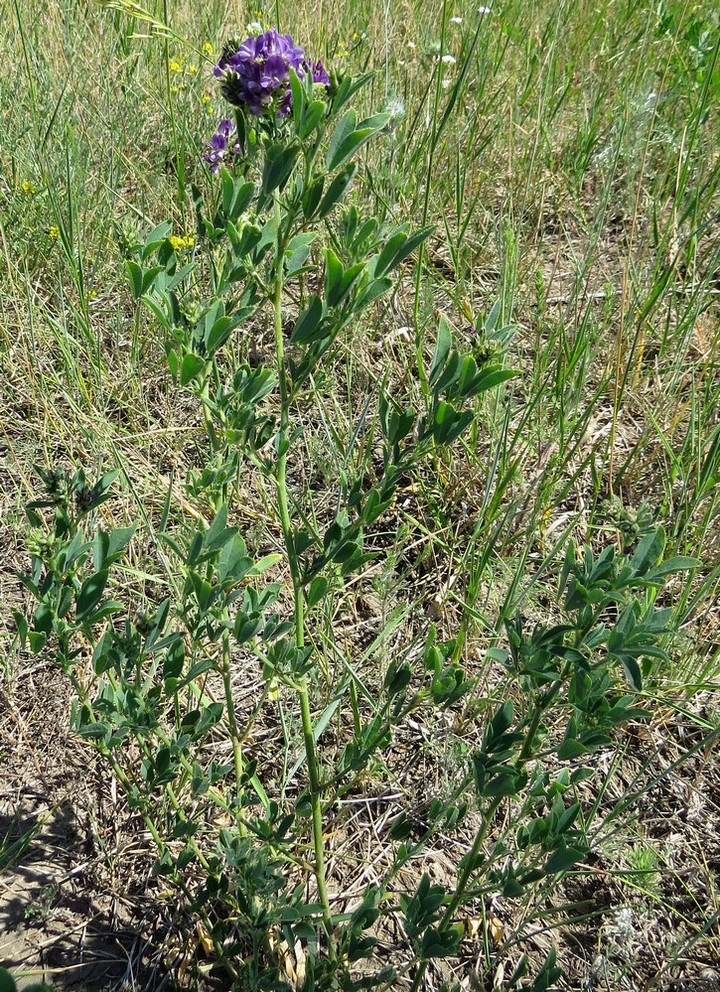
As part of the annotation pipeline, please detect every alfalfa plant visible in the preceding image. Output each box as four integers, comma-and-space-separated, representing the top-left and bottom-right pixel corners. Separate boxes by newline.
15, 26, 699, 992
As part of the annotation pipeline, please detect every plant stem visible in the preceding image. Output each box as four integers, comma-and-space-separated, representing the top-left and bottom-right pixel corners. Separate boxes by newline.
221, 629, 248, 835
162, 0, 185, 212
272, 192, 334, 943
412, 0, 449, 403
408, 795, 502, 992
199, 381, 220, 452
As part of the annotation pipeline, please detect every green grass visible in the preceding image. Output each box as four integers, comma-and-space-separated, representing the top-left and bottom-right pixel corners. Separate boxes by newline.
2, 0, 720, 989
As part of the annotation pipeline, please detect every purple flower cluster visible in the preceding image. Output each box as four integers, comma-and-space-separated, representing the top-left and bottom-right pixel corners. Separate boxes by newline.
214, 29, 329, 118
202, 118, 241, 173
305, 59, 330, 87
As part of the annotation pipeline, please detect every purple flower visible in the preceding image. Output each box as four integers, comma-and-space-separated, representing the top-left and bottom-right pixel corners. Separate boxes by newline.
304, 59, 329, 86
214, 29, 306, 117
203, 118, 241, 172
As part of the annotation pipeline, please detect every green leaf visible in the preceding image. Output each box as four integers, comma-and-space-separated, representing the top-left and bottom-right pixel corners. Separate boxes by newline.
261, 142, 300, 195
327, 113, 390, 171
218, 535, 252, 583
432, 350, 460, 394
94, 469, 120, 502
125, 259, 143, 299
0, 970, 17, 992
545, 845, 586, 874
94, 525, 136, 571
484, 769, 523, 797
431, 400, 472, 445
645, 555, 700, 581
317, 163, 356, 219
502, 876, 525, 897
376, 225, 434, 278
175, 658, 222, 692
330, 71, 373, 114
180, 352, 205, 386
326, 108, 356, 170
107, 524, 136, 562
306, 576, 329, 609
143, 293, 172, 331
388, 812, 413, 840
164, 638, 185, 681
142, 220, 172, 256
302, 175, 325, 220
289, 67, 305, 132
206, 314, 238, 356
430, 316, 453, 386
388, 224, 434, 269
374, 229, 408, 279
354, 277, 392, 311
456, 354, 478, 396
141, 264, 165, 295
231, 221, 262, 260
28, 631, 47, 654
291, 295, 325, 344
285, 232, 317, 276
12, 610, 28, 649
220, 176, 254, 222
84, 600, 123, 625
248, 553, 282, 576
420, 924, 463, 959
299, 98, 327, 139
557, 737, 589, 760
324, 248, 343, 305
76, 570, 109, 622
632, 527, 666, 576
618, 652, 643, 690
384, 661, 412, 698
464, 366, 518, 396
203, 505, 232, 551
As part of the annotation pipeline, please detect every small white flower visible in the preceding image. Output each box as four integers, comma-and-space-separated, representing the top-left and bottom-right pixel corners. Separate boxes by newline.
246, 20, 263, 34
407, 41, 416, 49
450, 16, 463, 23
477, 5, 492, 12
441, 54, 456, 64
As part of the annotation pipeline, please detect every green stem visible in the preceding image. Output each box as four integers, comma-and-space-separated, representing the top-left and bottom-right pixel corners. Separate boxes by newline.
199, 380, 221, 451
162, 0, 185, 211
272, 192, 334, 944
518, 659, 572, 762
408, 795, 503, 992
221, 629, 247, 835
412, 0, 449, 403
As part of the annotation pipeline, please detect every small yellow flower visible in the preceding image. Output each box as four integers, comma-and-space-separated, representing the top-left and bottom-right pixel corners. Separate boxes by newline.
202, 42, 213, 56
49, 225, 60, 239
170, 234, 195, 251
169, 60, 182, 72
187, 64, 198, 74
201, 94, 211, 104
21, 179, 36, 195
